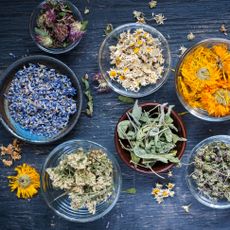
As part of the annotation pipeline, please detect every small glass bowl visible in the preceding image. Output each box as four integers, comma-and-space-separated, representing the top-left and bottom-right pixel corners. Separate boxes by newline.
186, 135, 230, 209
99, 23, 171, 98
41, 139, 122, 222
175, 38, 230, 122
30, 0, 83, 54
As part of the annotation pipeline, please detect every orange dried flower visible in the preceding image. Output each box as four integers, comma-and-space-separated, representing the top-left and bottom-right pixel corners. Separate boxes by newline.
178, 44, 230, 117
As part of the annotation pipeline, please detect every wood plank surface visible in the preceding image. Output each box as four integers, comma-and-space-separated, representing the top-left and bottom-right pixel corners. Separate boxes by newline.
0, 0, 230, 229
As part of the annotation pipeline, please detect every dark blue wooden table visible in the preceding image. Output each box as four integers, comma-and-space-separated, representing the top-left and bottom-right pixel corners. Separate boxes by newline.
0, 0, 230, 229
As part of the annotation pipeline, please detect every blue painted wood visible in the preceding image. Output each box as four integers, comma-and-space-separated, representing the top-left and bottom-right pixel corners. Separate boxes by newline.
0, 0, 230, 229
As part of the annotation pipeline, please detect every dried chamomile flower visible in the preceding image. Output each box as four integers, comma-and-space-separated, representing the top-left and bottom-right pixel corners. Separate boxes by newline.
84, 7, 90, 15
220, 24, 228, 35
133, 10, 146, 24
152, 182, 175, 204
93, 72, 110, 93
167, 171, 173, 177
149, 0, 157, 8
187, 32, 195, 41
182, 204, 191, 213
179, 46, 187, 56
153, 13, 166, 25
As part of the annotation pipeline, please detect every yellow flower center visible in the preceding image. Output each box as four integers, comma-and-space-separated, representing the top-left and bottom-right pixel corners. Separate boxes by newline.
18, 175, 31, 188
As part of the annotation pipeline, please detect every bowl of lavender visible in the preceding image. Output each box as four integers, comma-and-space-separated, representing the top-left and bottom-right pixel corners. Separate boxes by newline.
0, 55, 82, 144
30, 0, 87, 54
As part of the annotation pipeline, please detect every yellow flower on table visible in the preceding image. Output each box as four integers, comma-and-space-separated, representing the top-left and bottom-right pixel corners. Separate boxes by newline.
8, 163, 40, 199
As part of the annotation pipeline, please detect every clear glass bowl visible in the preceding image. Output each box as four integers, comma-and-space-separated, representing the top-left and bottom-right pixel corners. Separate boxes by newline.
30, 0, 83, 54
175, 38, 230, 122
186, 135, 230, 209
99, 23, 171, 98
41, 139, 122, 222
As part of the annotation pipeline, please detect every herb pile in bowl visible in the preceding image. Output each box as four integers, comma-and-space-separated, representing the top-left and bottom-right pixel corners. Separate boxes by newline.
116, 101, 186, 173
46, 148, 114, 214
190, 141, 230, 202
35, 0, 87, 49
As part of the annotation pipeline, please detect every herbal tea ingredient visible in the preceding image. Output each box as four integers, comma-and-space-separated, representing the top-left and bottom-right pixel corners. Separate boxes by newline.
152, 183, 175, 204
117, 101, 186, 169
178, 44, 230, 117
0, 139, 21, 167
8, 163, 40, 199
46, 148, 113, 214
6, 64, 77, 137
191, 141, 230, 201
108, 28, 165, 92
82, 74, 93, 116
35, 0, 87, 48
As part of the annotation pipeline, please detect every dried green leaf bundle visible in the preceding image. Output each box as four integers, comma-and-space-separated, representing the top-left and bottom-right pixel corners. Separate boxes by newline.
117, 101, 186, 169
46, 148, 114, 214
191, 141, 230, 201
82, 74, 93, 116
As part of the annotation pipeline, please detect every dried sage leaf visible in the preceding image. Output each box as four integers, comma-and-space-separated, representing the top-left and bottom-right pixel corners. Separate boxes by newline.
82, 74, 93, 117
118, 95, 135, 104
123, 188, 137, 194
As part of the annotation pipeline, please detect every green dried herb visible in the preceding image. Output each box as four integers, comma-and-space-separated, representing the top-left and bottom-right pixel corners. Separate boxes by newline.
82, 74, 93, 117
123, 188, 137, 194
191, 141, 230, 201
104, 23, 113, 36
117, 101, 186, 169
46, 148, 113, 214
118, 96, 135, 104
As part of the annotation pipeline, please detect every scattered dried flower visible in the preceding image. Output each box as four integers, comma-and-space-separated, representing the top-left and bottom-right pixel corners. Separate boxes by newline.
182, 204, 191, 213
179, 45, 187, 56
167, 171, 173, 177
187, 32, 195, 41
153, 13, 166, 25
149, 0, 157, 8
0, 139, 21, 167
220, 24, 228, 36
8, 163, 40, 199
133, 10, 146, 24
104, 23, 114, 36
152, 182, 175, 204
93, 72, 110, 93
84, 7, 90, 15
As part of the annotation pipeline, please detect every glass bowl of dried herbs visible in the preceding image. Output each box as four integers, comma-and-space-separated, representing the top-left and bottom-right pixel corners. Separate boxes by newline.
99, 23, 171, 98
114, 101, 187, 175
175, 38, 230, 122
30, 0, 87, 54
41, 139, 122, 222
186, 135, 230, 209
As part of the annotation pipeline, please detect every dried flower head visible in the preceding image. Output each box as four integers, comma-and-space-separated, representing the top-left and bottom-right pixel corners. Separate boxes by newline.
179, 45, 187, 56
182, 204, 191, 213
153, 13, 166, 25
104, 23, 114, 36
93, 72, 110, 93
84, 7, 90, 15
8, 163, 40, 199
187, 32, 195, 41
149, 0, 157, 8
167, 171, 173, 177
53, 23, 69, 42
69, 22, 85, 42
133, 10, 146, 24
220, 24, 228, 35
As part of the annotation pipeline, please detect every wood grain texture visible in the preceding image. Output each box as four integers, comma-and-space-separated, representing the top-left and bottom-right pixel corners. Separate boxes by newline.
0, 0, 230, 229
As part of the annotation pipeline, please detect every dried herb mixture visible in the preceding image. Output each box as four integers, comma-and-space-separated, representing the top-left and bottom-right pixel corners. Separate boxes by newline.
117, 101, 186, 170
191, 141, 230, 201
35, 0, 87, 48
46, 148, 114, 214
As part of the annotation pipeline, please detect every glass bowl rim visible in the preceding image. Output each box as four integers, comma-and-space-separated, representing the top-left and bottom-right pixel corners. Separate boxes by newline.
98, 22, 171, 98
40, 139, 122, 222
175, 38, 230, 122
29, 0, 83, 54
186, 135, 230, 209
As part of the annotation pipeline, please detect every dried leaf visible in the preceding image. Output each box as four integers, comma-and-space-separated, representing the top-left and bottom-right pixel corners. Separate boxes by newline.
118, 96, 135, 104
123, 188, 137, 194
82, 74, 93, 117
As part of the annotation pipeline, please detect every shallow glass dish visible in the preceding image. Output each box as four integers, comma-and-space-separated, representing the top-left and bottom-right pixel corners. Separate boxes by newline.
186, 135, 230, 209
99, 23, 171, 98
41, 139, 122, 222
175, 38, 230, 122
30, 0, 83, 54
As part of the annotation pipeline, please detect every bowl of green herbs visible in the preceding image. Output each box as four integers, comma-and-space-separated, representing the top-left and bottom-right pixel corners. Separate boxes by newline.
114, 101, 187, 175
186, 135, 230, 209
